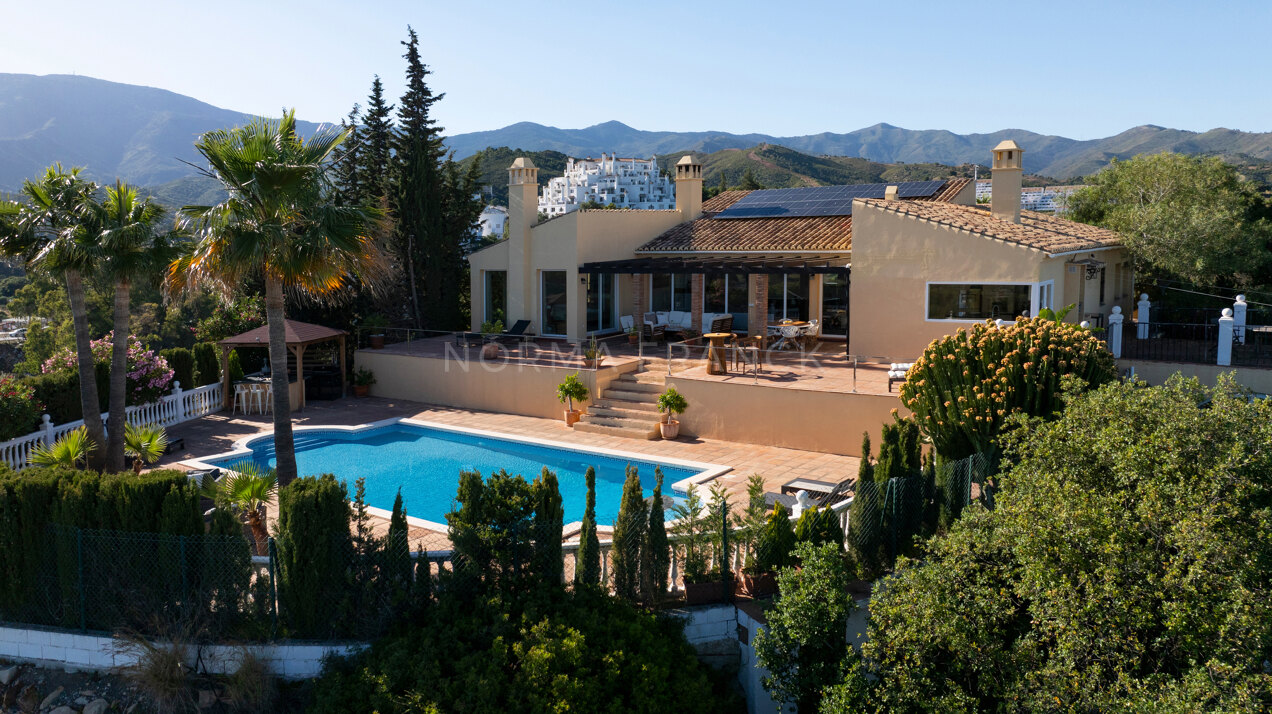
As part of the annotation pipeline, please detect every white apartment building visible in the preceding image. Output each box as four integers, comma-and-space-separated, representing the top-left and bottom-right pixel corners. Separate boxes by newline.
975, 180, 1082, 213
478, 205, 508, 237
538, 153, 675, 217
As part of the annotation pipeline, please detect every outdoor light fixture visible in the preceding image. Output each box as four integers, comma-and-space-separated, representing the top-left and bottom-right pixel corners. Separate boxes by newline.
1070, 257, 1104, 280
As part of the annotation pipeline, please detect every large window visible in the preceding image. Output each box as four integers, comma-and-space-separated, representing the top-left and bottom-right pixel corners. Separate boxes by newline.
586, 273, 617, 333
541, 271, 568, 335
821, 273, 848, 336
484, 271, 507, 326
650, 274, 692, 312
704, 273, 750, 331
927, 283, 1032, 321
768, 274, 810, 322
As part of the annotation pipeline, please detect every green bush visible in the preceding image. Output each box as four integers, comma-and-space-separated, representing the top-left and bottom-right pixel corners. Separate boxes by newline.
610, 465, 646, 602
19, 362, 110, 425
193, 342, 220, 387
574, 467, 601, 587
447, 469, 536, 594
793, 505, 843, 551
753, 501, 796, 574
160, 347, 195, 390
276, 474, 354, 638
530, 468, 563, 589
0, 375, 43, 439
227, 349, 245, 383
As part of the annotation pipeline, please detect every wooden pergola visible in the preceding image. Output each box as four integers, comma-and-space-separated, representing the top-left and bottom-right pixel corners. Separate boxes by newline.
218, 320, 348, 411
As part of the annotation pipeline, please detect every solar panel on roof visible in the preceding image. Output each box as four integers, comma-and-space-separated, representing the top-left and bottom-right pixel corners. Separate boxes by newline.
714, 180, 949, 220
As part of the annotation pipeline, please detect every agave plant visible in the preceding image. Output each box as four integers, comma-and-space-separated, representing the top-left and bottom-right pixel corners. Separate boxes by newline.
124, 422, 168, 474
210, 461, 278, 555
29, 426, 95, 468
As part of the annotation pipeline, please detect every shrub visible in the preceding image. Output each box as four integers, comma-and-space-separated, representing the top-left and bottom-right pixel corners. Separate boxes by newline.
192, 342, 220, 387
227, 349, 244, 383
159, 347, 195, 390
574, 466, 601, 588
276, 474, 354, 638
641, 467, 669, 604
753, 502, 796, 574
899, 316, 1116, 459
555, 372, 588, 411
793, 505, 843, 551
848, 434, 883, 576
446, 469, 536, 594
672, 484, 710, 583
530, 468, 564, 589
42, 332, 174, 405
610, 465, 646, 601
20, 363, 109, 424
0, 375, 42, 439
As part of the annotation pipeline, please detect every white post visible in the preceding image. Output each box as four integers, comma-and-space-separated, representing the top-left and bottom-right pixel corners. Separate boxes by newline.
42, 414, 54, 444
1233, 295, 1247, 345
1217, 308, 1234, 367
1136, 294, 1151, 339
1107, 306, 1124, 359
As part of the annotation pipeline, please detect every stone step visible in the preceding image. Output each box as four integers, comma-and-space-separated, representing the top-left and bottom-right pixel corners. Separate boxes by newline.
603, 388, 661, 402
573, 417, 660, 440
620, 371, 666, 386
589, 405, 663, 421
607, 378, 662, 394
592, 398, 660, 413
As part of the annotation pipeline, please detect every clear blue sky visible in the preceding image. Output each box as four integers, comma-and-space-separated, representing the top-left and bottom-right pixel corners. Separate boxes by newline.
2, 0, 1268, 139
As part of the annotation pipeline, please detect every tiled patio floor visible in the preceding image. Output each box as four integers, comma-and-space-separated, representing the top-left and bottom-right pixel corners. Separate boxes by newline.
158, 396, 859, 552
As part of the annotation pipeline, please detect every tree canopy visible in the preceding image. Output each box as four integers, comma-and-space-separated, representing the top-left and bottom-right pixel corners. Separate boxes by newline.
1067, 152, 1272, 287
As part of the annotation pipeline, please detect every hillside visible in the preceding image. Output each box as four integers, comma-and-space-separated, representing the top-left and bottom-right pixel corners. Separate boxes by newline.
0, 73, 324, 190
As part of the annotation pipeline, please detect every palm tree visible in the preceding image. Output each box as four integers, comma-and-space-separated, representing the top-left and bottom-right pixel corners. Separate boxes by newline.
93, 181, 177, 471
169, 110, 385, 488
0, 166, 107, 470
123, 422, 168, 474
29, 426, 95, 468
211, 462, 278, 555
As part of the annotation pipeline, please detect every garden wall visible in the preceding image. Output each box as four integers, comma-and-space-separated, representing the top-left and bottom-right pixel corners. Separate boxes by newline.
1119, 360, 1272, 394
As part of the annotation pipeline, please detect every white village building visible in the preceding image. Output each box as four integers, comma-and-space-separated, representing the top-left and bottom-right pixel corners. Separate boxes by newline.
538, 154, 675, 217
976, 180, 1083, 214
478, 205, 508, 238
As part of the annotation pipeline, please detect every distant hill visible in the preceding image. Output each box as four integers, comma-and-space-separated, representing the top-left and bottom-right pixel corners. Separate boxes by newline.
446, 121, 1272, 182
0, 73, 324, 190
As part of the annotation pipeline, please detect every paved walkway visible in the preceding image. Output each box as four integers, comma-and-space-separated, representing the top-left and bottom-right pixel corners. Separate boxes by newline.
159, 396, 859, 551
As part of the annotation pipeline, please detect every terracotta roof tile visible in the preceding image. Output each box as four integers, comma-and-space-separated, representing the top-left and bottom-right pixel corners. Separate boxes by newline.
855, 199, 1123, 255
701, 190, 752, 214
220, 319, 346, 346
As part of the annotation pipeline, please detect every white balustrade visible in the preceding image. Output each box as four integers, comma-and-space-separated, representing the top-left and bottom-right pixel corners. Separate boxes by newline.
1217, 308, 1234, 367
1136, 294, 1151, 339
1233, 295, 1247, 344
1107, 306, 1124, 359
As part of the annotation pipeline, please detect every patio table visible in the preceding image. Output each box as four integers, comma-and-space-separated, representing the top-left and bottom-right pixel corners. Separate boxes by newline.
704, 332, 733, 374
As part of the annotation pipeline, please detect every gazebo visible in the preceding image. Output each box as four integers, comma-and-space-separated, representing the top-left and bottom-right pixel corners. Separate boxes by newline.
218, 319, 348, 411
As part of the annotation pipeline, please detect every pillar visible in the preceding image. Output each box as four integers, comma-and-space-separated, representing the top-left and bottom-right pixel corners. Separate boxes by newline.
1233, 294, 1247, 344
1136, 293, 1151, 340
1107, 306, 1124, 359
690, 274, 704, 332
1217, 308, 1234, 366
748, 274, 769, 338
632, 273, 647, 320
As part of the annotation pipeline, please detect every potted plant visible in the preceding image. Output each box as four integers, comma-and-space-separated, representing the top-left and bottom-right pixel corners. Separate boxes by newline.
352, 366, 376, 397
742, 502, 794, 598
556, 372, 589, 426
582, 335, 604, 369
480, 321, 504, 360
674, 484, 730, 605
626, 325, 639, 345
364, 314, 390, 349
657, 386, 688, 438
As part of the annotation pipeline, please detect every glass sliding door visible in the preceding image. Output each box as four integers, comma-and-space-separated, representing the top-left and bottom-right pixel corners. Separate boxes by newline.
650, 274, 692, 312
484, 270, 507, 326
586, 273, 617, 334
820, 273, 847, 336
705, 273, 750, 331
767, 274, 810, 322
541, 270, 568, 336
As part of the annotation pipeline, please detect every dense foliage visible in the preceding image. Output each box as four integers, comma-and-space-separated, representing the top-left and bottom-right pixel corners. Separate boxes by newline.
19, 361, 109, 424
192, 341, 219, 386
834, 376, 1272, 710
42, 332, 173, 404
899, 316, 1116, 459
0, 374, 42, 439
574, 466, 601, 587
276, 474, 355, 638
1068, 152, 1272, 286
159, 346, 194, 389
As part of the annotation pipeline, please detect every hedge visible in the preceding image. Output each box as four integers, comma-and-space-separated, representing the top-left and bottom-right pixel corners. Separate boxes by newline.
276, 474, 354, 638
0, 375, 42, 440
18, 361, 110, 426
160, 347, 195, 391
193, 342, 220, 387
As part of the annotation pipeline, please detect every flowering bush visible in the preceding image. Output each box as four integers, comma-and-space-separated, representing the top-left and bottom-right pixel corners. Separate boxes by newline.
0, 375, 43, 440
42, 333, 174, 405
899, 316, 1116, 460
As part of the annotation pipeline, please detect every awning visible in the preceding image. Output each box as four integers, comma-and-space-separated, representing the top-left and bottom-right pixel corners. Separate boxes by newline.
578, 255, 850, 276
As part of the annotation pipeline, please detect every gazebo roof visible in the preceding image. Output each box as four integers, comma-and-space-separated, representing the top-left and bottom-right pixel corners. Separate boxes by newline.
219, 319, 347, 347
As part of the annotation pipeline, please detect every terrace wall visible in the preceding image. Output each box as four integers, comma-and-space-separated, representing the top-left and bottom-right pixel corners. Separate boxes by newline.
664, 374, 904, 457
1118, 360, 1272, 394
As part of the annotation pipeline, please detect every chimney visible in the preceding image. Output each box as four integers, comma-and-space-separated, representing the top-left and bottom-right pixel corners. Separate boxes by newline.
674, 154, 703, 221
506, 157, 539, 327
990, 140, 1023, 223
884, 185, 899, 201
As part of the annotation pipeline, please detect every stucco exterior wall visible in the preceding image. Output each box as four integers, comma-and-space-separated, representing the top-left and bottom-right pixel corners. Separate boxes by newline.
355, 350, 637, 420
664, 375, 904, 457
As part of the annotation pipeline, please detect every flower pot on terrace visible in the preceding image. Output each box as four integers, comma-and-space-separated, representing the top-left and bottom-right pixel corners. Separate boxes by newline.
660, 420, 679, 439
628, 333, 639, 345
659, 411, 670, 425
353, 384, 370, 398
684, 580, 730, 606
369, 334, 386, 349
737, 572, 777, 598
481, 343, 500, 360
564, 409, 582, 427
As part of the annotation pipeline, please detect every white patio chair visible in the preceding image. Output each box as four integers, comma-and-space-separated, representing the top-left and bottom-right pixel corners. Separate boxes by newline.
232, 384, 251, 415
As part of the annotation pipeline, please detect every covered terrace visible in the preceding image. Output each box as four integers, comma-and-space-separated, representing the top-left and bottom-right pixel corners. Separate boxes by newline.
218, 320, 348, 411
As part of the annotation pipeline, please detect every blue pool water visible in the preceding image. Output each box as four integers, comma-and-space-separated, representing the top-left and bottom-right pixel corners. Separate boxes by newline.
205, 423, 701, 525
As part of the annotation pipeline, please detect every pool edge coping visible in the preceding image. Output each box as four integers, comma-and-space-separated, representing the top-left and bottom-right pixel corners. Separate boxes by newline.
179, 416, 732, 533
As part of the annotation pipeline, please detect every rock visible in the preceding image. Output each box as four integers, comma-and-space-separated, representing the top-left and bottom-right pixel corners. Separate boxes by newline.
40, 685, 65, 709
75, 695, 90, 705
0, 665, 18, 685
197, 688, 218, 709
18, 685, 40, 711
125, 703, 140, 714
83, 699, 110, 714
49, 706, 77, 714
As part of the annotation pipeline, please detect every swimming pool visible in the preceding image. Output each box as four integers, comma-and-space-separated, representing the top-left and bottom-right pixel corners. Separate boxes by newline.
189, 419, 727, 528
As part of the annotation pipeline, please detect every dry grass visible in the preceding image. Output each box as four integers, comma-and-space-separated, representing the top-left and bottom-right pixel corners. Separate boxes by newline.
223, 647, 276, 712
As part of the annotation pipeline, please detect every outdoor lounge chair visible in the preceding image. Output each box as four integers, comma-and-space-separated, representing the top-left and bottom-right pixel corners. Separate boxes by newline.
887, 363, 914, 392
489, 319, 532, 345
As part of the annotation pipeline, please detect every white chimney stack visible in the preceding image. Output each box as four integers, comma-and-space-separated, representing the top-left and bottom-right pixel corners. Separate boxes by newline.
990, 140, 1023, 224
884, 185, 899, 201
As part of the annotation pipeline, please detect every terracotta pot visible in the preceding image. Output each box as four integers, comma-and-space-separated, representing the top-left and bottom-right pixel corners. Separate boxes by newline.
564, 409, 581, 426
481, 343, 500, 360
684, 580, 730, 606
628, 333, 639, 345
353, 384, 369, 398
659, 411, 670, 425
583, 357, 603, 369
737, 572, 778, 598
660, 420, 679, 439
369, 334, 385, 349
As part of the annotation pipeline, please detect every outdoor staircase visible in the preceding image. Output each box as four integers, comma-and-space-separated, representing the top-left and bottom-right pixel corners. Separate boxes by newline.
573, 362, 666, 439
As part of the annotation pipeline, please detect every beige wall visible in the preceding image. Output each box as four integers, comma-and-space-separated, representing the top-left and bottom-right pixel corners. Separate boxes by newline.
1119, 360, 1272, 395
665, 375, 904, 457
849, 202, 1131, 360
356, 349, 639, 420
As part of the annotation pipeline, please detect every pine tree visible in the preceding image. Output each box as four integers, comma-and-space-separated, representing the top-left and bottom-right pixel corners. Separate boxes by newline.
387, 490, 411, 593
642, 467, 670, 604
718, 170, 729, 194
532, 467, 564, 589
739, 168, 764, 190
361, 75, 395, 203
575, 466, 601, 587
333, 103, 363, 205
611, 465, 647, 601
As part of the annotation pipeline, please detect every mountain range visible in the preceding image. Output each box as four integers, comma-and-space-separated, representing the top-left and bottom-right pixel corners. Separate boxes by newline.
3, 73, 1272, 192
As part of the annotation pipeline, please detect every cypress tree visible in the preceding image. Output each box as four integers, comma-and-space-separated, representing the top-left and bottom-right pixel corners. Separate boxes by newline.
575, 466, 601, 587
387, 490, 411, 593
446, 469, 486, 584
849, 433, 883, 576
333, 103, 363, 205
610, 465, 647, 601
361, 76, 395, 204
531, 467, 564, 589
643, 467, 670, 604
